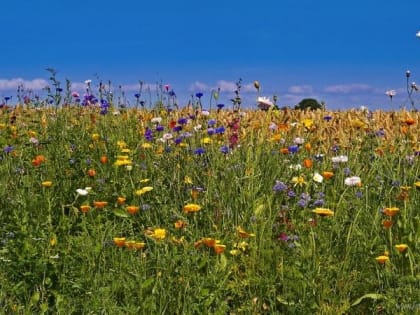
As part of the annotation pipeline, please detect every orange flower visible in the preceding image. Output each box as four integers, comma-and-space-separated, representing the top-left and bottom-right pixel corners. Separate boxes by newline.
126, 205, 140, 215
191, 188, 200, 200
213, 244, 226, 254
174, 220, 188, 229
382, 220, 393, 229
100, 155, 108, 164
93, 201, 108, 209
322, 171, 334, 179
303, 159, 313, 168
80, 205, 91, 213
404, 117, 416, 126
125, 240, 146, 250
395, 244, 408, 253
32, 154, 46, 167
279, 148, 289, 154
113, 237, 126, 247
117, 196, 126, 205
383, 207, 399, 217
87, 169, 96, 177
304, 143, 312, 151
375, 255, 389, 264
236, 226, 255, 238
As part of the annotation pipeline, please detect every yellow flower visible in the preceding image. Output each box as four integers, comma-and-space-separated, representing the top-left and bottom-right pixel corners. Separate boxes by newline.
201, 137, 212, 144
135, 186, 153, 195
150, 228, 166, 241
171, 236, 185, 245
395, 244, 408, 253
125, 240, 146, 250
230, 249, 241, 256
41, 181, 53, 188
183, 203, 202, 213
50, 236, 57, 246
140, 178, 150, 183
414, 181, 420, 188
236, 226, 255, 238
121, 148, 131, 153
312, 208, 334, 217
141, 143, 153, 149
301, 118, 314, 129
91, 133, 100, 141
117, 140, 127, 149
375, 255, 389, 264
291, 175, 306, 187
184, 176, 193, 184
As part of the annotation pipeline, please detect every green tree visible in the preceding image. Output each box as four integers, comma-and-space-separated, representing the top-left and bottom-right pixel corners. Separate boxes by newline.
295, 98, 322, 110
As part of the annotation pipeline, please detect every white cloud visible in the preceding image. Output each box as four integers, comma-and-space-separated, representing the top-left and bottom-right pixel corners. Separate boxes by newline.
288, 85, 313, 94
188, 81, 210, 92
324, 83, 372, 94
0, 78, 49, 91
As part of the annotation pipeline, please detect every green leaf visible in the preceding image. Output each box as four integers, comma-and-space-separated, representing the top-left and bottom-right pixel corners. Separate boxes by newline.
112, 208, 130, 218
141, 278, 154, 290
276, 296, 294, 305
351, 293, 386, 307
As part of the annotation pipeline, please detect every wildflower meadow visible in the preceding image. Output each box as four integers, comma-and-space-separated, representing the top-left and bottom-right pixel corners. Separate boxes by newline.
0, 77, 420, 314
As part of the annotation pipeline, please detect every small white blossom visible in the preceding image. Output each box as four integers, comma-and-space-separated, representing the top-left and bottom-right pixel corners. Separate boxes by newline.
332, 155, 348, 163
313, 172, 323, 183
294, 137, 305, 145
344, 176, 361, 186
76, 188, 89, 196
151, 117, 162, 124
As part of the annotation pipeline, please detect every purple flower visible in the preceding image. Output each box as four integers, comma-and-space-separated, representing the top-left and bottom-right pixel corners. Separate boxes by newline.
323, 115, 332, 121
207, 119, 216, 127
155, 125, 164, 132
344, 167, 352, 176
3, 145, 13, 153
177, 117, 188, 125
273, 180, 288, 192
207, 128, 215, 136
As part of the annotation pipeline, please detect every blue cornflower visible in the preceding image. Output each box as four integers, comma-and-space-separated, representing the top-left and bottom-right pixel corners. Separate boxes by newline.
207, 128, 215, 136
195, 92, 203, 99
144, 128, 154, 141
3, 145, 13, 153
194, 148, 205, 155
155, 125, 164, 132
215, 126, 225, 134
172, 125, 183, 132
220, 145, 229, 154
217, 103, 224, 109
177, 117, 188, 125
288, 145, 299, 154
323, 115, 332, 121
134, 93, 140, 98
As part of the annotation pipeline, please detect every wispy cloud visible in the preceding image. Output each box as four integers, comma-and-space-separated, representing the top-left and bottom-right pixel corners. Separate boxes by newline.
287, 85, 314, 94
324, 83, 373, 94
189, 80, 255, 93
0, 78, 49, 91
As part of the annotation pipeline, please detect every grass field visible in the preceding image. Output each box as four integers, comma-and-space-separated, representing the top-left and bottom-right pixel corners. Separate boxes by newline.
0, 103, 419, 314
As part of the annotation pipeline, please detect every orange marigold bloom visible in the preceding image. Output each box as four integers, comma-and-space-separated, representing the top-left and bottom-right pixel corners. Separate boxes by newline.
87, 169, 96, 177
100, 155, 108, 164
375, 255, 389, 264
382, 220, 393, 229
280, 148, 289, 154
395, 244, 408, 253
113, 237, 126, 247
404, 117, 416, 125
174, 220, 188, 229
383, 207, 400, 217
80, 205, 91, 213
213, 244, 226, 254
93, 201, 108, 209
322, 171, 334, 179
117, 196, 126, 205
32, 154, 46, 167
303, 159, 313, 168
126, 205, 140, 215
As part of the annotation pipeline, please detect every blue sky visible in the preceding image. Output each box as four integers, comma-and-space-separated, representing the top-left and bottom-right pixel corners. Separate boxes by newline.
1, 0, 420, 110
